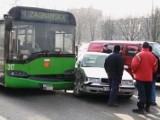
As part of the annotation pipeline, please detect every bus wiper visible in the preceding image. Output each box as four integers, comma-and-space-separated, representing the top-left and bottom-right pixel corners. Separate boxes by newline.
47, 50, 62, 54
32, 50, 49, 55
31, 50, 62, 56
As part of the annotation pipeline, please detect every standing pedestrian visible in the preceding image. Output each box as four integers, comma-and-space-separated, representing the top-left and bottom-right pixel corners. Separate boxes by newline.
104, 45, 124, 107
101, 44, 112, 53
131, 42, 158, 114
149, 46, 160, 106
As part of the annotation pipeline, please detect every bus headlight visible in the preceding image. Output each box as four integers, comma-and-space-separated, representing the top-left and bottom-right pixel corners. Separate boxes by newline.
64, 69, 75, 75
7, 70, 28, 78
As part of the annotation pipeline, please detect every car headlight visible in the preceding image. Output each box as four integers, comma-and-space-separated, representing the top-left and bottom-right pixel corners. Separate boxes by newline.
121, 80, 134, 86
87, 77, 100, 83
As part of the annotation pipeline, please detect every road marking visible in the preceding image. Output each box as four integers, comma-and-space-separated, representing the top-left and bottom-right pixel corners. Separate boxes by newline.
115, 114, 134, 120
0, 115, 7, 120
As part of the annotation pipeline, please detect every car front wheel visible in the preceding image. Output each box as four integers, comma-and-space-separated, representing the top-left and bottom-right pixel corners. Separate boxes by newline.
73, 73, 84, 97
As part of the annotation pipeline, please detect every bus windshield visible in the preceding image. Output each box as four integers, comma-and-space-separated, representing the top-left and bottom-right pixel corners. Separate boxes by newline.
10, 21, 75, 60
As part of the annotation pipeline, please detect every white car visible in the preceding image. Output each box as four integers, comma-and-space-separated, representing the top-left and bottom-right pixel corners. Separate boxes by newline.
74, 52, 135, 99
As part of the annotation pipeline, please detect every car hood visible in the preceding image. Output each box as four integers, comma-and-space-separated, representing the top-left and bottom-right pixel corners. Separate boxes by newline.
82, 67, 133, 80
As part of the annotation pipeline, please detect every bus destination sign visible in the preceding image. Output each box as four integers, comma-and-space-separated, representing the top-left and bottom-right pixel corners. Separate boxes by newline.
21, 10, 69, 24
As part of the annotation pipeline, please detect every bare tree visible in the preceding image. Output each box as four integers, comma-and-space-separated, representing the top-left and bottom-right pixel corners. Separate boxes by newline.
12, 0, 22, 6
116, 17, 143, 41
71, 10, 85, 45
142, 8, 160, 42
69, 7, 102, 44
70, 7, 160, 43
151, 8, 160, 42
101, 17, 115, 40
87, 7, 102, 41
70, 9, 88, 45
141, 17, 151, 40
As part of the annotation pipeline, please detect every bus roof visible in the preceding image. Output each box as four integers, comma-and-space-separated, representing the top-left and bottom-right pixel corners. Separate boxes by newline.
8, 6, 76, 26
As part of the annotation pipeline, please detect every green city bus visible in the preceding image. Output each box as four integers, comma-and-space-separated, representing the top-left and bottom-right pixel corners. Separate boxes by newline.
0, 6, 76, 90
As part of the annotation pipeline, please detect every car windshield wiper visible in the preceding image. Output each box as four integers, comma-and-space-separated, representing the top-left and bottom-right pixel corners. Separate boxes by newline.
82, 65, 93, 67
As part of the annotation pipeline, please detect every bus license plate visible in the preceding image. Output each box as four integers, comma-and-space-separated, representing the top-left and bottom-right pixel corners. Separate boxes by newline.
43, 84, 53, 91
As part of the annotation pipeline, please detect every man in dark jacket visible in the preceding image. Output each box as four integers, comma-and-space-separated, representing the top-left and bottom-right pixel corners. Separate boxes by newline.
101, 44, 112, 53
104, 45, 124, 107
149, 46, 160, 106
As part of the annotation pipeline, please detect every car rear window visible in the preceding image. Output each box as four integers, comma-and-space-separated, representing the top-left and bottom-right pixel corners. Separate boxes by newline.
88, 43, 104, 52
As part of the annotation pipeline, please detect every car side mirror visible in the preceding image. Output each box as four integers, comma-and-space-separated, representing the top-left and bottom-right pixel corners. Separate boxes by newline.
124, 65, 129, 69
77, 61, 81, 67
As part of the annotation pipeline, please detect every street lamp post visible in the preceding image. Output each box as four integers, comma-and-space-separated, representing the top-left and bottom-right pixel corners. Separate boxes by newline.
150, 0, 154, 41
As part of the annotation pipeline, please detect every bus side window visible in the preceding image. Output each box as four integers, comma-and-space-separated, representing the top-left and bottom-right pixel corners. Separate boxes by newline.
126, 46, 138, 57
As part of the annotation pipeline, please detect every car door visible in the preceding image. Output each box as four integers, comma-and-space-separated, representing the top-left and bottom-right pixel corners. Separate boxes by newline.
124, 45, 140, 76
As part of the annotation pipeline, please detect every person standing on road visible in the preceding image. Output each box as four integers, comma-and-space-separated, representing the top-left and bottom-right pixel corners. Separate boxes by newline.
101, 44, 112, 53
104, 45, 124, 107
149, 46, 160, 106
131, 42, 158, 114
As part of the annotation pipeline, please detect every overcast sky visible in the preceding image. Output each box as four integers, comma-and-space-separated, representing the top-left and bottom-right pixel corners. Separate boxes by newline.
0, 0, 160, 18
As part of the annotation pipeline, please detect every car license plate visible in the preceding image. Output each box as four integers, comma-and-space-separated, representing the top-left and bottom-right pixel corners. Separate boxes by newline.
43, 84, 53, 91
103, 87, 109, 91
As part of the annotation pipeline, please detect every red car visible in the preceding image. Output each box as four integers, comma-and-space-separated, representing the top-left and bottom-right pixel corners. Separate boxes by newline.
86, 40, 160, 81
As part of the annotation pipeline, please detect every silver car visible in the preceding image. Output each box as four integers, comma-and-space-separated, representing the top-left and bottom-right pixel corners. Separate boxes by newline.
74, 52, 135, 99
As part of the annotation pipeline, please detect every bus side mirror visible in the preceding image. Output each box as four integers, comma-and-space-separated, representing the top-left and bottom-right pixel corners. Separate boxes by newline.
4, 15, 13, 31
75, 45, 79, 55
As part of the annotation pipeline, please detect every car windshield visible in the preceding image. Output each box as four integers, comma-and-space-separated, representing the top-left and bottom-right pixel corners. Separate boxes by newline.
82, 54, 107, 67
150, 42, 160, 57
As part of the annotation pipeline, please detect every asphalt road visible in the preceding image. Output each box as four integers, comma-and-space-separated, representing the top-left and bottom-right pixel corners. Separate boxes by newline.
0, 84, 159, 120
